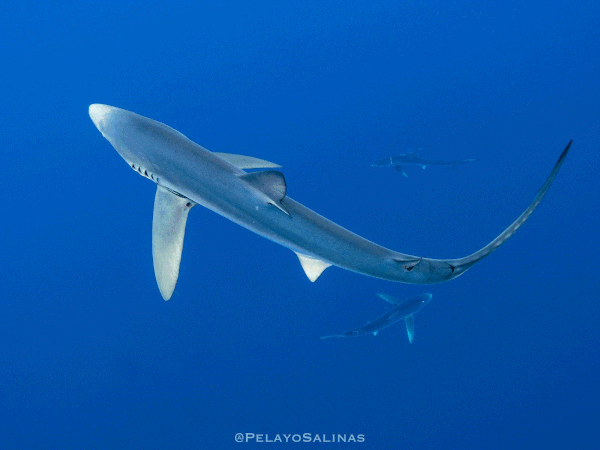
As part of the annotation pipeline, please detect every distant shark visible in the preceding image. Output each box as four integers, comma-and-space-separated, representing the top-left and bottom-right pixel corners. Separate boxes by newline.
371, 151, 479, 177
89, 104, 571, 300
319, 293, 432, 343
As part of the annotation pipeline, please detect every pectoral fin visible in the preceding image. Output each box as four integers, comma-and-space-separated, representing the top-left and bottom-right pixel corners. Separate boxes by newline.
404, 315, 415, 343
295, 252, 332, 282
394, 165, 408, 177
152, 185, 195, 301
213, 152, 281, 169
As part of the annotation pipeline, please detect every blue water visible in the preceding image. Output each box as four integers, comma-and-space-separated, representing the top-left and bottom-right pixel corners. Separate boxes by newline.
1, 2, 599, 448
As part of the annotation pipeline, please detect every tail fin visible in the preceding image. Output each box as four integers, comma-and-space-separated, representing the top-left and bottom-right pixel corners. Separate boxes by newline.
450, 141, 572, 272
392, 141, 573, 283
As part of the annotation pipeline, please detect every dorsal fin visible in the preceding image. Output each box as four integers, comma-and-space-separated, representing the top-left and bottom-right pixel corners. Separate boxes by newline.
240, 170, 286, 199
376, 293, 401, 305
294, 252, 332, 282
152, 185, 195, 300
240, 170, 289, 215
213, 152, 281, 170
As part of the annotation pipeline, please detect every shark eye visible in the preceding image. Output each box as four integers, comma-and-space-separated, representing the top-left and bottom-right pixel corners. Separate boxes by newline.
186, 202, 192, 207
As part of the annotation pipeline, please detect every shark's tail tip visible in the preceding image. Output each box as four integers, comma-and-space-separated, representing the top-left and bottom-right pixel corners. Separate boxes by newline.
318, 335, 339, 340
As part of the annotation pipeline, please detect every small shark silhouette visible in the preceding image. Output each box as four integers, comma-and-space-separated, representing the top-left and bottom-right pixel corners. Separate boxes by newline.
319, 293, 432, 343
371, 151, 479, 177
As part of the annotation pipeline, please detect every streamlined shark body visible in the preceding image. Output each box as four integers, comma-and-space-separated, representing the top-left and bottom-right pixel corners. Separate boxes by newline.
371, 152, 478, 177
319, 293, 432, 343
88, 104, 571, 300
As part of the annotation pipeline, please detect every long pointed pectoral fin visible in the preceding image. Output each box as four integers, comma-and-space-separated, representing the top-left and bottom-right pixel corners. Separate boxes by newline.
404, 315, 415, 343
395, 165, 408, 177
295, 252, 332, 282
152, 186, 196, 300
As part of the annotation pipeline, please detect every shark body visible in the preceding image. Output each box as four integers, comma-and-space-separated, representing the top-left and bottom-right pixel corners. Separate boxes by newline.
371, 152, 479, 177
88, 104, 571, 300
319, 293, 432, 343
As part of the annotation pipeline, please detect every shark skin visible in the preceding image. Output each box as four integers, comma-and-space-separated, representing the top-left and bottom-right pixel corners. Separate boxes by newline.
88, 104, 571, 299
319, 293, 432, 343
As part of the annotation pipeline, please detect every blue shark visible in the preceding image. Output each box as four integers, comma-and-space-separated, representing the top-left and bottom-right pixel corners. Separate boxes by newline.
371, 151, 479, 177
319, 293, 432, 343
88, 104, 571, 300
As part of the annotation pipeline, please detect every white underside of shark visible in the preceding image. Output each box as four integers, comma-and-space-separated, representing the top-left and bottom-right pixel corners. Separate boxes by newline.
88, 104, 571, 300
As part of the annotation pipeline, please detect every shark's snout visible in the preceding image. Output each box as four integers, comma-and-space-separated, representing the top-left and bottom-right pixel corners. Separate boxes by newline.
89, 104, 113, 130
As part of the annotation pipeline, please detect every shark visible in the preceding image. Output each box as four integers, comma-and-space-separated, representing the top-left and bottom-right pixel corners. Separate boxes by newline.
371, 151, 479, 177
88, 104, 571, 300
319, 293, 432, 343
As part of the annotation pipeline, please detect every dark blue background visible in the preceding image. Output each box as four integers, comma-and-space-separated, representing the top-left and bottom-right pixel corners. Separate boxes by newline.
1, 1, 599, 448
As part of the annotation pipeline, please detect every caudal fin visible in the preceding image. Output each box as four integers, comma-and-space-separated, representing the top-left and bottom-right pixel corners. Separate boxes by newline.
392, 141, 572, 284
318, 334, 344, 340
451, 141, 572, 272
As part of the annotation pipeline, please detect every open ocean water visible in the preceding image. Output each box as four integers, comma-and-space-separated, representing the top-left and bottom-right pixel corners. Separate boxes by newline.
1, 1, 599, 449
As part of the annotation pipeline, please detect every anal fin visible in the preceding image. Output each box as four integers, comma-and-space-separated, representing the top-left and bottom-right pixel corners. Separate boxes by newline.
152, 185, 195, 300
